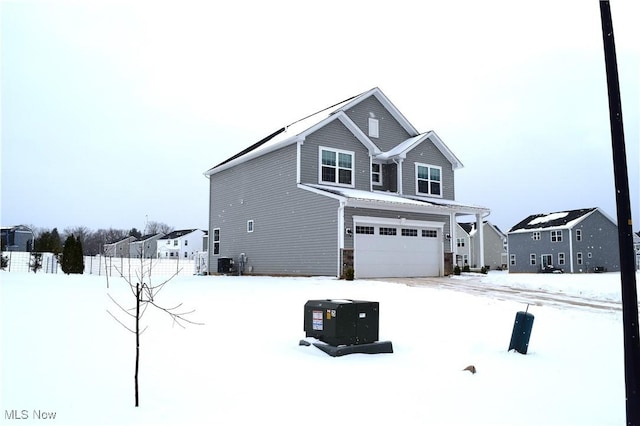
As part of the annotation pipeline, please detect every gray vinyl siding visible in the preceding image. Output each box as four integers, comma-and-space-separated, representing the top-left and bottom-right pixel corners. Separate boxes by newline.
571, 211, 620, 272
402, 137, 455, 200
507, 210, 620, 273
482, 226, 506, 270
299, 119, 371, 191
209, 144, 340, 276
343, 95, 413, 152
343, 207, 453, 252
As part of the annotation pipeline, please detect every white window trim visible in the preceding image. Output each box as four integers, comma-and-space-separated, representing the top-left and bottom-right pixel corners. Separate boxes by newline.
318, 146, 355, 188
576, 229, 582, 241
577, 252, 583, 265
532, 231, 541, 241
510, 254, 516, 265
530, 254, 536, 265
415, 163, 443, 198
371, 162, 383, 187
551, 230, 563, 242
558, 252, 565, 265
247, 220, 254, 233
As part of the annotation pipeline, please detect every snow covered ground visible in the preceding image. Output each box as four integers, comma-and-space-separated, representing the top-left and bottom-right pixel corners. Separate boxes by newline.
1, 270, 638, 425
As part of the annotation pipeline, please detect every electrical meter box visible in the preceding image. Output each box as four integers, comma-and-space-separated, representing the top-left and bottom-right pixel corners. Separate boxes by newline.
304, 299, 379, 346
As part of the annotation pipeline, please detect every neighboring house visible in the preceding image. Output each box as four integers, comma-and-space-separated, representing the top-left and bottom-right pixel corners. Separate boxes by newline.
1, 225, 35, 252
157, 229, 206, 259
103, 236, 136, 258
129, 233, 165, 259
204, 87, 490, 278
507, 207, 620, 273
457, 221, 508, 270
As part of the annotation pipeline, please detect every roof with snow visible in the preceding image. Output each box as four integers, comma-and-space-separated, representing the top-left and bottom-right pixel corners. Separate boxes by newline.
160, 229, 200, 240
508, 208, 600, 233
301, 184, 488, 214
204, 87, 462, 176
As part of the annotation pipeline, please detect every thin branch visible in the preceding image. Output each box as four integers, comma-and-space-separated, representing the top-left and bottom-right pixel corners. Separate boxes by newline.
106, 309, 136, 334
107, 293, 135, 318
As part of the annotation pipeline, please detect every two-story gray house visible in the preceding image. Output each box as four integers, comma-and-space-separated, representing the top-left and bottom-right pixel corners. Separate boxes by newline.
205, 87, 489, 278
507, 207, 620, 273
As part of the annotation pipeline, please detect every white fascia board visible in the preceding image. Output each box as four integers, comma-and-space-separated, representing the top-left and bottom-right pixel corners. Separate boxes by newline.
297, 183, 347, 202
370, 89, 419, 136
345, 197, 451, 215
424, 131, 464, 170
352, 215, 444, 229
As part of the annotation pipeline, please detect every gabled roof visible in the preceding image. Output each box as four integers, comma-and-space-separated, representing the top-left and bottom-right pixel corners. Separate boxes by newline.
375, 131, 463, 170
204, 87, 443, 177
160, 229, 201, 240
134, 233, 164, 242
508, 208, 604, 234
105, 236, 136, 245
458, 221, 507, 238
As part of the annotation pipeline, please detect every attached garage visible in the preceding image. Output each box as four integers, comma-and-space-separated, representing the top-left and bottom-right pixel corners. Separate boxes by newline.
352, 216, 444, 278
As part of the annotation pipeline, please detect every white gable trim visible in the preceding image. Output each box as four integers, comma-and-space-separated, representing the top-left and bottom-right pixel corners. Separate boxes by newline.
338, 87, 419, 136
376, 131, 463, 170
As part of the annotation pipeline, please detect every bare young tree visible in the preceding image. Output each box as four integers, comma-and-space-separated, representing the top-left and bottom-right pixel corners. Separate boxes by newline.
106, 258, 201, 407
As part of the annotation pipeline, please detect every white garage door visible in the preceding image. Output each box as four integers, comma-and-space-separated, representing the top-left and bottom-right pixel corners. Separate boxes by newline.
353, 218, 442, 279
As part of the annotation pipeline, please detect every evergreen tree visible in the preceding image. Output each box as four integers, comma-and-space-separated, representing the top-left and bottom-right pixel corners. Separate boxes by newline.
74, 238, 85, 274
62, 235, 77, 274
50, 228, 62, 254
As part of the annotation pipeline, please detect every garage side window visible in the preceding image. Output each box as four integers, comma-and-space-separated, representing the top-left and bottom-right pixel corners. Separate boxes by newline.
416, 163, 442, 197
355, 226, 374, 235
379, 227, 397, 236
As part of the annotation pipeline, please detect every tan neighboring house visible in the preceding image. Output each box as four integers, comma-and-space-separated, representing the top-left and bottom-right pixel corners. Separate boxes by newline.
457, 221, 508, 270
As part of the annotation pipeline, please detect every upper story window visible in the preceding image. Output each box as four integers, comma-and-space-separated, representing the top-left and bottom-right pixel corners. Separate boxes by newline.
457, 238, 465, 247
371, 163, 382, 186
247, 220, 254, 233
368, 117, 379, 138
576, 229, 582, 241
320, 147, 353, 187
551, 230, 563, 242
415, 163, 442, 197
532, 231, 541, 241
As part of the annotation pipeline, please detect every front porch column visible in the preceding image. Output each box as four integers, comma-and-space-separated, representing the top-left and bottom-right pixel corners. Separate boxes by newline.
476, 213, 485, 267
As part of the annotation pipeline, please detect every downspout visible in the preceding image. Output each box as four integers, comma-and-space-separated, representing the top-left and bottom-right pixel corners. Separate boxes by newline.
393, 158, 404, 194
337, 201, 346, 277
568, 228, 574, 273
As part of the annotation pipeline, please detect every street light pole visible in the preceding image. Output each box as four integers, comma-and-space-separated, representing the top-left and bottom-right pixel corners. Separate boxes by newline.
599, 2, 640, 424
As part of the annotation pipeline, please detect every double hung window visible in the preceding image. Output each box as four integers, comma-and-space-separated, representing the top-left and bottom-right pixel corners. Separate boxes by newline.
320, 147, 353, 186
416, 163, 442, 196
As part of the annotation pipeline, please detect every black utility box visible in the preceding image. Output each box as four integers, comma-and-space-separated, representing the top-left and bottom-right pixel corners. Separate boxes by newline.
304, 299, 379, 346
509, 310, 535, 354
217, 257, 234, 274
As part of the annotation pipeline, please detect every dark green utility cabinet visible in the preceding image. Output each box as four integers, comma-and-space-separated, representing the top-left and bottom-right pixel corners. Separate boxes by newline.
509, 311, 535, 354
304, 299, 379, 346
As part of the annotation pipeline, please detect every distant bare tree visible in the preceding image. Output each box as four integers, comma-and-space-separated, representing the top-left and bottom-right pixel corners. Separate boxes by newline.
107, 258, 201, 407
63, 226, 92, 254
146, 221, 173, 235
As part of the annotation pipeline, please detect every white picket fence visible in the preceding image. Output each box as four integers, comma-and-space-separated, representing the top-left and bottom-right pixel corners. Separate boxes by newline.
1, 252, 209, 277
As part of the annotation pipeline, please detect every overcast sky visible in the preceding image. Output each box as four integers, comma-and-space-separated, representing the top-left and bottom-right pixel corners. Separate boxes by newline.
2, 0, 638, 235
